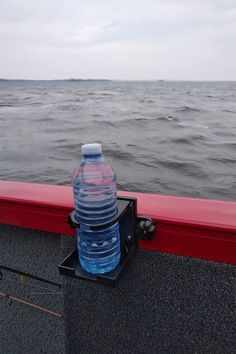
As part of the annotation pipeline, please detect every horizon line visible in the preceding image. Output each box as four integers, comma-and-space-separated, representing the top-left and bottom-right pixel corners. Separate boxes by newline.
0, 78, 236, 82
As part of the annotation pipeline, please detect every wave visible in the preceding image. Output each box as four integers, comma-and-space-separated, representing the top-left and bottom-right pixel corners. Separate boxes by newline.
137, 160, 160, 169
93, 120, 116, 127
0, 101, 42, 108
118, 181, 151, 193
213, 130, 236, 138
128, 117, 150, 122
28, 102, 42, 106
23, 96, 34, 100
0, 103, 13, 107
103, 147, 134, 161
151, 133, 205, 146
37, 116, 55, 122
92, 115, 179, 128
207, 157, 236, 164
157, 159, 208, 178
177, 105, 201, 113
157, 115, 179, 122
136, 156, 208, 178
98, 91, 122, 96
170, 137, 195, 145
173, 134, 206, 143
211, 142, 236, 150
221, 109, 236, 113
54, 139, 68, 143
206, 95, 217, 98
57, 104, 80, 111
93, 113, 102, 117
126, 143, 139, 148
86, 91, 121, 97
138, 99, 155, 103
48, 155, 69, 161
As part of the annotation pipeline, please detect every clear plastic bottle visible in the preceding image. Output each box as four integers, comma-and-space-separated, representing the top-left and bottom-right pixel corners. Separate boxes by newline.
72, 143, 121, 274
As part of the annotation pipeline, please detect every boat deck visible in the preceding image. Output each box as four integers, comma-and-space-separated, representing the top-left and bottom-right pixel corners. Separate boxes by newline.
0, 181, 235, 353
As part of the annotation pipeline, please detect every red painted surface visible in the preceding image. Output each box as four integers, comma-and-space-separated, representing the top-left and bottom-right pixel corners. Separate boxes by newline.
0, 180, 235, 265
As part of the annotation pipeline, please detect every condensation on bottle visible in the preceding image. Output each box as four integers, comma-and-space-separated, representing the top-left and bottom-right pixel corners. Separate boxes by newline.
72, 143, 121, 274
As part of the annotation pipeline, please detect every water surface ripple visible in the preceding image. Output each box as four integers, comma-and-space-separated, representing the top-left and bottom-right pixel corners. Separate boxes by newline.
0, 80, 235, 201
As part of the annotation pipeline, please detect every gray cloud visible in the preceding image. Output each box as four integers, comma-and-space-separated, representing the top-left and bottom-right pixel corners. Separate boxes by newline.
0, 0, 235, 80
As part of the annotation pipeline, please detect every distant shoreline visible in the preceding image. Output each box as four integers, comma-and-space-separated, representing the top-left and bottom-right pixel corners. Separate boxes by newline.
0, 78, 111, 82
0, 78, 235, 83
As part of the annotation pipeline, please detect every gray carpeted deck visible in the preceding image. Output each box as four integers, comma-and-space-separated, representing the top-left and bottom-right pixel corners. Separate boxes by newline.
0, 225, 66, 354
0, 224, 235, 354
64, 248, 235, 354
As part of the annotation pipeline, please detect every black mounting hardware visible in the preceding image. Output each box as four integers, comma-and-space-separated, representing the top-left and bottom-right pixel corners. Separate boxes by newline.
67, 198, 132, 231
59, 197, 156, 287
137, 216, 156, 240
59, 197, 138, 287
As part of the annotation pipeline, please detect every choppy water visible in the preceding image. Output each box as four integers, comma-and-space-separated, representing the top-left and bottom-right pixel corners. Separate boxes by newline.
0, 80, 235, 201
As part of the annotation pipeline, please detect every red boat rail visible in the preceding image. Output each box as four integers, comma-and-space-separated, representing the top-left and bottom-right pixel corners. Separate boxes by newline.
0, 180, 235, 265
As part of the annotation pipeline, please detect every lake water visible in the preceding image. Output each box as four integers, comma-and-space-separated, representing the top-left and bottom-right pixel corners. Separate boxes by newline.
0, 80, 235, 201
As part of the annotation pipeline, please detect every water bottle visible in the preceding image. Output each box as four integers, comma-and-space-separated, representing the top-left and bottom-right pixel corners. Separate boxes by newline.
72, 143, 121, 274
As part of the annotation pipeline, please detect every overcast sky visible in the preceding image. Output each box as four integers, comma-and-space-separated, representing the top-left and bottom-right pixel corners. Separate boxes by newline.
0, 0, 236, 80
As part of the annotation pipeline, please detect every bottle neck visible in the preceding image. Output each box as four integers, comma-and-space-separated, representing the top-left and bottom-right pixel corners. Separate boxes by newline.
83, 153, 103, 162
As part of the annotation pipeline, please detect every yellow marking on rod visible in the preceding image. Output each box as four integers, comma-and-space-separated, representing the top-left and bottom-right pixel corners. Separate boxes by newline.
20, 275, 25, 284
